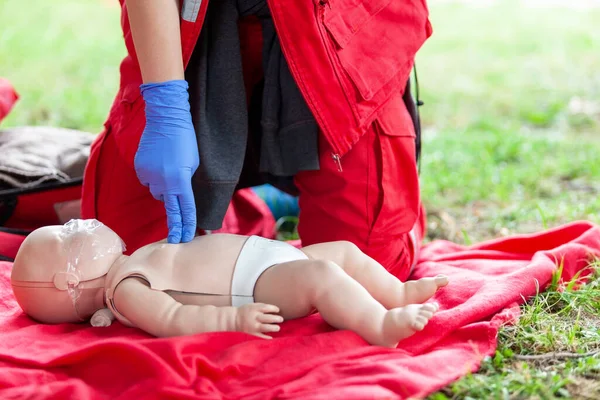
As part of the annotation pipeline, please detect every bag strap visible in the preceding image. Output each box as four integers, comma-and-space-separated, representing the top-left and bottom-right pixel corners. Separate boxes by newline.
0, 254, 14, 262
413, 64, 423, 171
402, 65, 424, 171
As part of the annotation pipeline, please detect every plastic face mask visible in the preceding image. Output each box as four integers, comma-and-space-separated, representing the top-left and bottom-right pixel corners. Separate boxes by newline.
57, 219, 126, 312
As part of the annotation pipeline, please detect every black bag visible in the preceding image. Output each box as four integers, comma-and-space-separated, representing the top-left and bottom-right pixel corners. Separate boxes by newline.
0, 126, 93, 258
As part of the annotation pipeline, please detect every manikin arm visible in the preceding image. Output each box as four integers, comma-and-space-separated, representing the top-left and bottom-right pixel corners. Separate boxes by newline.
113, 278, 283, 338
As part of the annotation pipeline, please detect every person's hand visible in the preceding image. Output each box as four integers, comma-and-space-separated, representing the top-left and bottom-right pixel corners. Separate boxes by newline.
236, 303, 283, 339
134, 80, 199, 244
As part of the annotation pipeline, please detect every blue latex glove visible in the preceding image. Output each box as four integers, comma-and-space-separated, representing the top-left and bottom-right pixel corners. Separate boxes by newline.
134, 80, 199, 244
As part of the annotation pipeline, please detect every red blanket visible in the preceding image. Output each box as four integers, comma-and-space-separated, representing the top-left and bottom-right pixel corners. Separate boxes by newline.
1, 221, 599, 399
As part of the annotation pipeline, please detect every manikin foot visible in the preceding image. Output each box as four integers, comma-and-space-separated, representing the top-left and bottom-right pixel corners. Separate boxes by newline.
377, 302, 439, 348
396, 275, 448, 307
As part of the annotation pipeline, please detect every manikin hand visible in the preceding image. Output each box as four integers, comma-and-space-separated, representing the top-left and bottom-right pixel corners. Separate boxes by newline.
236, 303, 283, 339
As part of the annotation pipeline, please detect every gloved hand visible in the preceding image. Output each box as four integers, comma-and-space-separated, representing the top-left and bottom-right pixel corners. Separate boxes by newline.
134, 79, 199, 244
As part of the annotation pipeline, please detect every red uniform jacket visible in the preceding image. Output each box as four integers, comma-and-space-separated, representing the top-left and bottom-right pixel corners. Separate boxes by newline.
82, 0, 432, 275
100, 0, 430, 161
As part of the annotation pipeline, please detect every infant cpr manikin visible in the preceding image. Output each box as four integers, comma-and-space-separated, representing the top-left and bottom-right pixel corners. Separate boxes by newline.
11, 219, 448, 347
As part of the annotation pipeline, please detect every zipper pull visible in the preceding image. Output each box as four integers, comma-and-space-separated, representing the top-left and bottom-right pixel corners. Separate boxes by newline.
331, 153, 343, 172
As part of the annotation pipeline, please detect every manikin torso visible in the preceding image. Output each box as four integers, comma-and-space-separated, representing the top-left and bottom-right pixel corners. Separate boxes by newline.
109, 234, 248, 310
10, 223, 260, 326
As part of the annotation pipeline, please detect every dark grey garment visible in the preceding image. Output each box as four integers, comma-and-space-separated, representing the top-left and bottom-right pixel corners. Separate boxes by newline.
186, 0, 319, 230
186, 0, 247, 230
254, 4, 320, 176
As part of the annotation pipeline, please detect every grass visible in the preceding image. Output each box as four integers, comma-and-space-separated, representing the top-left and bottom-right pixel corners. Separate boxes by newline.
1, 0, 600, 397
0, 0, 124, 133
417, 0, 600, 136
417, 0, 600, 244
418, 1, 600, 397
430, 262, 600, 400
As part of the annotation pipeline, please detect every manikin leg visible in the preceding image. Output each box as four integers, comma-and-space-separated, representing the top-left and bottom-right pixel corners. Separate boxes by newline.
254, 259, 439, 348
301, 241, 448, 309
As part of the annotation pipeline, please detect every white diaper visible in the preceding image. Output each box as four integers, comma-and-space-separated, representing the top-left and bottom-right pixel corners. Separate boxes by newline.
231, 236, 308, 307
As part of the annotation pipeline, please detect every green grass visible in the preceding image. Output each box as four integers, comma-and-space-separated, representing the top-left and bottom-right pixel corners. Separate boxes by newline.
430, 262, 600, 400
417, 1, 600, 397
417, 0, 600, 135
417, 0, 600, 244
0, 0, 124, 133
1, 0, 600, 397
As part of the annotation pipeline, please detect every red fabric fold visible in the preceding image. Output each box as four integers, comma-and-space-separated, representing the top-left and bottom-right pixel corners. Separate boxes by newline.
1, 220, 599, 399
0, 78, 18, 123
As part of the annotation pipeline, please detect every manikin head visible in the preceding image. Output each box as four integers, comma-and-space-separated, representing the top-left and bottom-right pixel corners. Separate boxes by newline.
10, 219, 125, 324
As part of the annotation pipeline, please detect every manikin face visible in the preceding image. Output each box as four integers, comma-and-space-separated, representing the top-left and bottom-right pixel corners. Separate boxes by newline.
11, 219, 125, 324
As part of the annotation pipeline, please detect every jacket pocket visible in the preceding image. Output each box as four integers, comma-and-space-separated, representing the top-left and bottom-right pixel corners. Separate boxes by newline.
322, 0, 431, 101
368, 94, 420, 239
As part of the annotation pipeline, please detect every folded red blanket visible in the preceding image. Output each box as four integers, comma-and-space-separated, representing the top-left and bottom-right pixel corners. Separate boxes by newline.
1, 221, 599, 399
